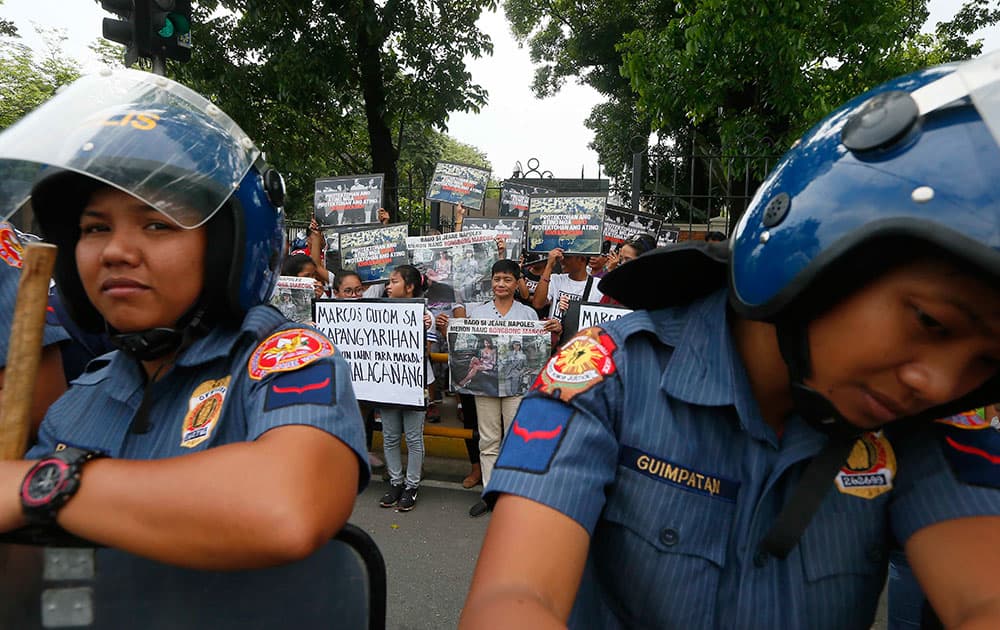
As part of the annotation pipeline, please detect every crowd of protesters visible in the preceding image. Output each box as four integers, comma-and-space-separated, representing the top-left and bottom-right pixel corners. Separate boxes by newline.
281, 201, 668, 516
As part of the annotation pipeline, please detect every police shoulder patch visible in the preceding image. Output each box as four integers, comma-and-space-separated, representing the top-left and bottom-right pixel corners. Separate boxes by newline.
835, 431, 896, 499
532, 327, 617, 403
935, 410, 988, 429
0, 224, 24, 268
936, 415, 1000, 489
264, 362, 336, 411
496, 396, 573, 474
248, 328, 335, 380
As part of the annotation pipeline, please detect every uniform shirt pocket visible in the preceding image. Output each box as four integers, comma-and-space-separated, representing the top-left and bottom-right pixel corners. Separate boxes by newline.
592, 466, 736, 628
798, 510, 887, 629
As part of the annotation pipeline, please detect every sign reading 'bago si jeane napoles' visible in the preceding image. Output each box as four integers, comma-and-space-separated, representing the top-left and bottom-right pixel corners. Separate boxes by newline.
313, 299, 427, 408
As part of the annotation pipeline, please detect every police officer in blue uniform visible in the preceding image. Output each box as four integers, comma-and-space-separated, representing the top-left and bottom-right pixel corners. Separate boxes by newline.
0, 223, 70, 435
0, 69, 369, 569
462, 54, 1000, 628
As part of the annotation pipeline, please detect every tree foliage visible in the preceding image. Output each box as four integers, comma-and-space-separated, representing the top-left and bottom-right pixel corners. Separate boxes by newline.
0, 27, 80, 131
145, 0, 498, 224
504, 0, 1000, 224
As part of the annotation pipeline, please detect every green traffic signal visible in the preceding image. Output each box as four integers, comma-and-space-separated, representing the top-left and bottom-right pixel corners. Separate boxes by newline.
157, 12, 190, 38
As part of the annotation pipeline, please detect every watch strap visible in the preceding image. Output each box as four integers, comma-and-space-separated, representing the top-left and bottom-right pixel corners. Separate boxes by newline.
21, 447, 105, 526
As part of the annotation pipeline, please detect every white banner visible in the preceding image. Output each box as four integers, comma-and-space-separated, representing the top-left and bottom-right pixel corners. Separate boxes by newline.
313, 299, 426, 407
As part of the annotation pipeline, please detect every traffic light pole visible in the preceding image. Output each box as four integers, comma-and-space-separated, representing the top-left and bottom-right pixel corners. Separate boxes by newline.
151, 55, 166, 76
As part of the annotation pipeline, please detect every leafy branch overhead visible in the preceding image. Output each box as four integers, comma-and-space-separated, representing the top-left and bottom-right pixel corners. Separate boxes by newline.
168, 0, 496, 222
504, 0, 1000, 223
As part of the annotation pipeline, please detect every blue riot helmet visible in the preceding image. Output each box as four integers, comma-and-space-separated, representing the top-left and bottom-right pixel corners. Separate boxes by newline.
0, 68, 286, 358
602, 51, 1000, 430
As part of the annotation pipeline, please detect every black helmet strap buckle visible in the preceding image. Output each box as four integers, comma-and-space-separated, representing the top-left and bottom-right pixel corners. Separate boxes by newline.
109, 327, 185, 362
108, 306, 210, 363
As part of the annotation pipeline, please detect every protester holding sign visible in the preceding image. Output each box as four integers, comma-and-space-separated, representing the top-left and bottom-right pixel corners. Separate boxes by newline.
378, 265, 433, 512
517, 252, 549, 319
328, 270, 383, 469
452, 260, 558, 518
532, 247, 603, 321
0, 69, 368, 569
463, 57, 1000, 628
281, 253, 326, 299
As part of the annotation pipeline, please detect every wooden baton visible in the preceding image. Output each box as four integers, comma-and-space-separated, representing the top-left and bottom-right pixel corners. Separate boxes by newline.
0, 242, 58, 460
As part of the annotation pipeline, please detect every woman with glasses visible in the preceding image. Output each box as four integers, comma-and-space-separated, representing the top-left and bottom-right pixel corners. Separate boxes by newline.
333, 272, 365, 298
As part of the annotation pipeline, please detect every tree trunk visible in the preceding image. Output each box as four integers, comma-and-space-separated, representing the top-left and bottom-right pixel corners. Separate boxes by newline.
356, 0, 400, 221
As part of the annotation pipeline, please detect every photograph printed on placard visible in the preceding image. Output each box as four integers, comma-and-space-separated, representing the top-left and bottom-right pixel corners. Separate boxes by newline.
406, 231, 500, 305
527, 193, 606, 255
338, 223, 409, 283
314, 174, 384, 227
425, 161, 491, 210
447, 319, 550, 397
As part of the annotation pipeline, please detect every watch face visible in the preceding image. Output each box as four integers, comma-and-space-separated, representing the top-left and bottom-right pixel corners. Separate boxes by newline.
23, 460, 68, 506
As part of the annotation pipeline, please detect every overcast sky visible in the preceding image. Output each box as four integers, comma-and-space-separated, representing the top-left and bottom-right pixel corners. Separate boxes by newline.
2, 0, 997, 179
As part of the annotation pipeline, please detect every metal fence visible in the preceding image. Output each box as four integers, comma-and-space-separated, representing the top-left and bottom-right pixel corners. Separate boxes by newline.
636, 150, 780, 237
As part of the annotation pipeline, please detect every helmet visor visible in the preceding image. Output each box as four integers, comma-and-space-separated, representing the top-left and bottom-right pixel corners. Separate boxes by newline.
0, 68, 258, 228
912, 49, 1000, 150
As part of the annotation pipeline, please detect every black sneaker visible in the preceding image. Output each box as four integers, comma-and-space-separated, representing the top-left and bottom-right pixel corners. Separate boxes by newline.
469, 499, 490, 518
397, 486, 418, 511
379, 483, 404, 508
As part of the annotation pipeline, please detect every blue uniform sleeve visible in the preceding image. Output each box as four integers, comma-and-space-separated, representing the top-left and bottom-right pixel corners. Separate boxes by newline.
888, 420, 1000, 545
0, 250, 70, 369
486, 327, 622, 534
243, 327, 371, 491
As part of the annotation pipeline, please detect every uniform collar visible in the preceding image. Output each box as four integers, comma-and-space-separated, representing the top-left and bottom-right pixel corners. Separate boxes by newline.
653, 290, 773, 443
176, 305, 286, 368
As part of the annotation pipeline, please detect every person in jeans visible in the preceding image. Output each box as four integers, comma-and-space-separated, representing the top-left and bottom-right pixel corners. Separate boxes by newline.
378, 264, 432, 512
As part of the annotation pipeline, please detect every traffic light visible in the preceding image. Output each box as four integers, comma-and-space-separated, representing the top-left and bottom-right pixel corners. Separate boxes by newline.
101, 0, 140, 66
137, 0, 192, 63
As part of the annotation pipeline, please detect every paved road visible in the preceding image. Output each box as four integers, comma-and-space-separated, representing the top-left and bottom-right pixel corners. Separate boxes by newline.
350, 473, 489, 630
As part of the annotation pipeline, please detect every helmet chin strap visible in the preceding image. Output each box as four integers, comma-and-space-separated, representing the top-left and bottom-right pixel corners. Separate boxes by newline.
107, 306, 210, 363
774, 318, 865, 441
757, 318, 863, 559
107, 306, 211, 435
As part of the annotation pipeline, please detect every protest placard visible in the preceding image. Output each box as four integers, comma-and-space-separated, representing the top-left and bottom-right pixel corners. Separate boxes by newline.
313, 299, 426, 407
447, 318, 550, 397
425, 162, 491, 210
462, 217, 526, 262
314, 174, 384, 227
657, 227, 681, 247
562, 302, 634, 340
270, 276, 316, 324
406, 230, 499, 305
602, 204, 662, 252
499, 182, 554, 218
527, 193, 606, 255
338, 223, 409, 283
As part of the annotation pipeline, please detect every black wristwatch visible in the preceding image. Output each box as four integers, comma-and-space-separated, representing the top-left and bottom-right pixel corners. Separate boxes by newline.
20, 447, 105, 525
